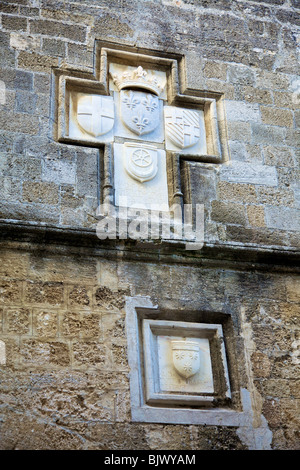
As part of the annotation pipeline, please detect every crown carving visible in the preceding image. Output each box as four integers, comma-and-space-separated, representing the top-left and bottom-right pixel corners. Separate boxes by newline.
111, 66, 164, 96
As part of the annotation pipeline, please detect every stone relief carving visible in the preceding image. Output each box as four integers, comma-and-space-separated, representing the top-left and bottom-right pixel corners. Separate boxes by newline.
58, 47, 227, 211
171, 340, 201, 379
76, 94, 114, 138
120, 90, 160, 136
124, 142, 158, 183
141, 318, 231, 406
165, 108, 201, 150
110, 65, 166, 97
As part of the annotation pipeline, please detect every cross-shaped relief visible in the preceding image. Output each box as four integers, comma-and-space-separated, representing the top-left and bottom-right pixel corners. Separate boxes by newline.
54, 42, 229, 238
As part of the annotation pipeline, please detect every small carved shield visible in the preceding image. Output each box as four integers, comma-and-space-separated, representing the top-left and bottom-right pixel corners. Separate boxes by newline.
165, 108, 200, 149
76, 94, 114, 138
120, 90, 160, 136
172, 340, 200, 379
124, 143, 158, 183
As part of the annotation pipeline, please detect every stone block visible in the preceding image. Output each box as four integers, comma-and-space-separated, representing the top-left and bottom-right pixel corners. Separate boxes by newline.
0, 110, 39, 134
227, 65, 256, 86
251, 351, 271, 378
67, 43, 93, 67
19, 6, 39, 17
76, 148, 98, 198
29, 19, 87, 42
225, 100, 260, 122
41, 157, 76, 185
61, 312, 81, 338
228, 141, 246, 161
251, 123, 286, 145
15, 90, 37, 114
256, 187, 295, 207
25, 281, 64, 306
0, 281, 22, 304
0, 201, 60, 224
21, 339, 70, 366
211, 200, 247, 225
5, 308, 31, 334
0, 177, 22, 202
2, 15, 28, 32
0, 46, 15, 67
203, 61, 227, 80
22, 181, 59, 204
241, 86, 273, 105
264, 146, 296, 167
81, 313, 101, 338
227, 121, 251, 142
10, 32, 40, 51
261, 106, 294, 128
34, 73, 51, 94
72, 340, 105, 368
246, 205, 266, 227
14, 70, 33, 90
286, 277, 300, 302
255, 70, 290, 91
33, 310, 58, 337
217, 181, 257, 203
95, 286, 127, 311
265, 207, 300, 231
17, 51, 58, 72
68, 285, 91, 308
42, 38, 66, 57
205, 79, 235, 99
220, 162, 278, 186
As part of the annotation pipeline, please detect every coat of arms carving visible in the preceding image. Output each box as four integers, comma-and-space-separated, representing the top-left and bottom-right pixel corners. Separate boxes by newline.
164, 107, 201, 149
76, 94, 114, 138
123, 142, 158, 183
120, 90, 160, 136
171, 340, 201, 379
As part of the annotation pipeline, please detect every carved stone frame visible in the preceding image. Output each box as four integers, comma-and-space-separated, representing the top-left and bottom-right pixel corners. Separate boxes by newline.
143, 318, 231, 406
125, 296, 252, 426
53, 41, 229, 209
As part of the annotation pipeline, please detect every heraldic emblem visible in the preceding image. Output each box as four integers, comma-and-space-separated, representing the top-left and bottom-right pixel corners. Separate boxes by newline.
76, 94, 114, 138
165, 107, 201, 149
120, 89, 160, 136
124, 142, 158, 183
171, 340, 201, 379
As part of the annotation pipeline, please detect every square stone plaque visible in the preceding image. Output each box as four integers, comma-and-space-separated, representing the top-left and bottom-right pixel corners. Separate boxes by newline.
126, 296, 247, 426
142, 319, 231, 406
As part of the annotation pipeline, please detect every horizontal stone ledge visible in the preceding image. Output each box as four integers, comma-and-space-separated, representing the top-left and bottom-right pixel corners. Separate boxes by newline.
0, 219, 298, 271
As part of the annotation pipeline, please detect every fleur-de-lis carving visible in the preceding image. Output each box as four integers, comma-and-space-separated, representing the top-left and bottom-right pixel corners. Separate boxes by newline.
122, 91, 140, 110
134, 66, 147, 79
142, 94, 158, 112
132, 115, 149, 131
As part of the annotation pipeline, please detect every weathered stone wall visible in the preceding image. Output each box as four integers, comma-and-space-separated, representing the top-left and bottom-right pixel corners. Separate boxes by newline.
0, 0, 299, 451
0, 244, 299, 450
0, 0, 299, 247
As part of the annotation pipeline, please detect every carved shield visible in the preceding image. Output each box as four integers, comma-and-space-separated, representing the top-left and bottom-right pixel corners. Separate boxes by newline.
124, 143, 158, 183
172, 341, 200, 379
165, 108, 200, 149
120, 90, 160, 136
76, 94, 114, 138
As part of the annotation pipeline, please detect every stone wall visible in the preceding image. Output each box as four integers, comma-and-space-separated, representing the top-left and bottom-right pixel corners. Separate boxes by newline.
0, 0, 299, 247
0, 244, 299, 450
0, 0, 299, 451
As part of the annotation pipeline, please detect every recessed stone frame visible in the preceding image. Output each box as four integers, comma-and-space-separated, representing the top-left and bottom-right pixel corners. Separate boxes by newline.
52, 41, 229, 208
125, 296, 251, 426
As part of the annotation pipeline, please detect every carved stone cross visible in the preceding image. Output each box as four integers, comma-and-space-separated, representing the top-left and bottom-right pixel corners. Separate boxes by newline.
55, 42, 228, 214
